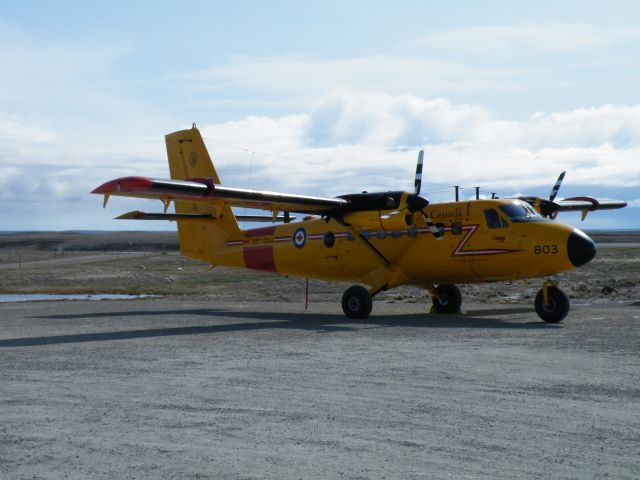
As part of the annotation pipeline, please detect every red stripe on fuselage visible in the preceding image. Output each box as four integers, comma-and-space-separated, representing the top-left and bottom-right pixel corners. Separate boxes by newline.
243, 246, 277, 272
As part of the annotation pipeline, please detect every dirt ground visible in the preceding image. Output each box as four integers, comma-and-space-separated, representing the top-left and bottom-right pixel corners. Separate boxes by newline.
0, 231, 638, 479
1, 299, 639, 479
0, 231, 638, 307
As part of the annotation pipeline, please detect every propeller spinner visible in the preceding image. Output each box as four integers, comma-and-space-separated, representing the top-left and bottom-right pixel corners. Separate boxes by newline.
406, 193, 443, 240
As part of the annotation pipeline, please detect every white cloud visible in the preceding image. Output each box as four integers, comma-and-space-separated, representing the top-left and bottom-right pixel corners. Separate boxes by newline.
522, 105, 640, 148
0, 113, 56, 143
417, 24, 640, 56
0, 20, 172, 140
4, 91, 637, 218
168, 23, 640, 106
191, 91, 640, 195
305, 91, 494, 147
170, 54, 524, 98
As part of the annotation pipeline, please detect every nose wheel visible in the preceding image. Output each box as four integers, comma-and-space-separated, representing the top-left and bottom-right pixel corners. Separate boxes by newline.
534, 281, 569, 322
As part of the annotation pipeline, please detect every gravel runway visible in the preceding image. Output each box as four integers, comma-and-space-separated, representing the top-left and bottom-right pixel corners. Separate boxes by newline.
1, 299, 639, 479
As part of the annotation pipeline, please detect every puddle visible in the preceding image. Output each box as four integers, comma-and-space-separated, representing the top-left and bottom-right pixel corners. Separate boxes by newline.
0, 294, 160, 303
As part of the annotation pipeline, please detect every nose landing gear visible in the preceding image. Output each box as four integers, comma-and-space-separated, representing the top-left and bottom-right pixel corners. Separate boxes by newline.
534, 280, 569, 323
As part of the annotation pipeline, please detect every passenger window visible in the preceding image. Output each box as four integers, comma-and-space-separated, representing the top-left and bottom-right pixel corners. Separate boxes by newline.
323, 232, 335, 248
484, 209, 507, 229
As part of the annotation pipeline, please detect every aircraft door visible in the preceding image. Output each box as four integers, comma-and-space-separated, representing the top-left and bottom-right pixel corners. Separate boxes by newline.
469, 207, 516, 280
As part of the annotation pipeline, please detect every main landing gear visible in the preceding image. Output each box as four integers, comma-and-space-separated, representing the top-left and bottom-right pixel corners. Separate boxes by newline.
534, 280, 570, 323
341, 283, 464, 319
341, 285, 373, 319
340, 281, 569, 322
430, 284, 463, 314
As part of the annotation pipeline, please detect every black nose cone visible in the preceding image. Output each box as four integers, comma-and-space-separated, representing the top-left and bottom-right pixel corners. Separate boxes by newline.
568, 229, 596, 267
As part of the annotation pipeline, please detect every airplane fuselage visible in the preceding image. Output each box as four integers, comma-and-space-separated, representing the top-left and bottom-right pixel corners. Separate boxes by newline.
192, 199, 595, 292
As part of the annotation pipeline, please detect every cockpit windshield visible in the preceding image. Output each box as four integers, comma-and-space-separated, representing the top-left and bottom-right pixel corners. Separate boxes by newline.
499, 201, 543, 222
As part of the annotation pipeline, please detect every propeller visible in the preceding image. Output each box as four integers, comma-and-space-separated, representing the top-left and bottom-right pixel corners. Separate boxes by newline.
414, 149, 424, 195
410, 150, 442, 239
518, 171, 567, 219
544, 171, 566, 219
549, 171, 566, 202
381, 150, 443, 240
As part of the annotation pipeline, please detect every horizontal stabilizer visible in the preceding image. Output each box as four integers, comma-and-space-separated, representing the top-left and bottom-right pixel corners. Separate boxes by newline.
116, 211, 213, 221
236, 214, 297, 223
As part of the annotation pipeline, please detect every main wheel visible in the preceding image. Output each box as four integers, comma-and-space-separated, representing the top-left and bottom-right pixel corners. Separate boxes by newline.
432, 284, 462, 314
341, 286, 373, 319
534, 286, 569, 323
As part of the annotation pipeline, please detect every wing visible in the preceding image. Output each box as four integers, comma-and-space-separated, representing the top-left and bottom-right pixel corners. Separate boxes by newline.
554, 197, 628, 211
92, 176, 347, 214
519, 195, 627, 220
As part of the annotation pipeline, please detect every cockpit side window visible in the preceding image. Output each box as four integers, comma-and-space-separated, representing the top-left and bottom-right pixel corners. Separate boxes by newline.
484, 208, 508, 229
499, 201, 543, 222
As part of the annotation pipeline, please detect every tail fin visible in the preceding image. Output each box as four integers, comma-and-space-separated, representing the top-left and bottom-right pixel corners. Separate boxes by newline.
165, 125, 222, 184
165, 126, 241, 262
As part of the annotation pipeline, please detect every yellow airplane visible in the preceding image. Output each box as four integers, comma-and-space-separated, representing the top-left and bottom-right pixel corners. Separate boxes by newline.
92, 126, 627, 323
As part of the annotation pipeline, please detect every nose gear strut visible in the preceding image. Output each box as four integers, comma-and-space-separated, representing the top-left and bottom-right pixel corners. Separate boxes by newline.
535, 279, 570, 322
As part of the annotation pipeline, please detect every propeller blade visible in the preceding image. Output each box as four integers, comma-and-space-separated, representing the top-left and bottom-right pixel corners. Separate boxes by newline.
414, 150, 424, 195
420, 209, 443, 240
549, 171, 566, 201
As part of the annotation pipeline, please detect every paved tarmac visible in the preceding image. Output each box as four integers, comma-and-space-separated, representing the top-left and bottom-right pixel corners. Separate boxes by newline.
1, 299, 639, 479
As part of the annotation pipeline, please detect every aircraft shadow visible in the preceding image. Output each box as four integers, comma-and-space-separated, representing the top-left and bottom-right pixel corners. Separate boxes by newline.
0, 308, 557, 348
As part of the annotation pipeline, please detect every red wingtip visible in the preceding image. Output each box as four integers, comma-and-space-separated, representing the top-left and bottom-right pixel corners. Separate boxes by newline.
91, 176, 154, 194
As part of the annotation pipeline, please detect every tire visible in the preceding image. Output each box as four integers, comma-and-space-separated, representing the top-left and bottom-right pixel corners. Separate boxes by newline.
341, 286, 373, 319
432, 284, 462, 314
534, 286, 570, 323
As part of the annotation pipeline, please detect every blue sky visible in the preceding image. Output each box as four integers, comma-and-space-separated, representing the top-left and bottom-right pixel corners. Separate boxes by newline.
0, 0, 639, 230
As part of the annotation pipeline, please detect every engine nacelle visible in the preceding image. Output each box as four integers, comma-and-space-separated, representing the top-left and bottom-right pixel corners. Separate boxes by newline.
341, 210, 415, 232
